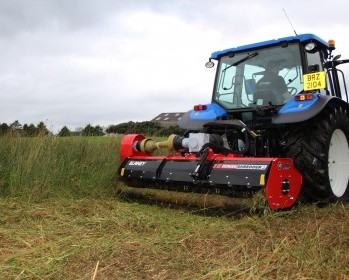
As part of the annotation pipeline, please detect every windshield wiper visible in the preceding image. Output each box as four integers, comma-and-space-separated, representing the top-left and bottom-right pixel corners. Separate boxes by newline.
223, 52, 259, 71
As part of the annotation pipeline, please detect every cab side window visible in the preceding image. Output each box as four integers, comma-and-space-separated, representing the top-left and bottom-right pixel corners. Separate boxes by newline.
306, 51, 323, 72
306, 51, 327, 95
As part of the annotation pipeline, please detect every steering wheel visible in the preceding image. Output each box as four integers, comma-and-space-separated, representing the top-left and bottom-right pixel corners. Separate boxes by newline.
254, 89, 284, 105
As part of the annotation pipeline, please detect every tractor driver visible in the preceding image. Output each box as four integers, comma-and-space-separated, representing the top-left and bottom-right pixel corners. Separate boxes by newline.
256, 61, 292, 102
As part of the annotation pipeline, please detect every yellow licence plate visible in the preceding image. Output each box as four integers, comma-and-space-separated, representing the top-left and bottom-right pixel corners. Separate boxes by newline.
303, 71, 326, 91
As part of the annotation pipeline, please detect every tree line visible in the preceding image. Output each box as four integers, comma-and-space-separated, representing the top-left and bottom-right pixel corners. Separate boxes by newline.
106, 121, 183, 136
0, 120, 50, 136
0, 120, 183, 137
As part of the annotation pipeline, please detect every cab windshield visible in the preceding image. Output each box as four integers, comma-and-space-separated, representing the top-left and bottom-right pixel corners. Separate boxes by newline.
213, 42, 303, 109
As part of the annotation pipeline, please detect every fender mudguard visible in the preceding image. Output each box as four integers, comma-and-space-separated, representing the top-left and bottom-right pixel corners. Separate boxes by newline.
272, 95, 349, 124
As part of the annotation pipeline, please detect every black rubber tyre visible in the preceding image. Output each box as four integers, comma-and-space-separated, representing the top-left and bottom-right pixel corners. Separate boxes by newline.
284, 106, 349, 202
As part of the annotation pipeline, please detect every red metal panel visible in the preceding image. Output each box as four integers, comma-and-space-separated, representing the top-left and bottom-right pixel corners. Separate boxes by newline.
265, 159, 302, 210
120, 134, 303, 210
120, 134, 147, 162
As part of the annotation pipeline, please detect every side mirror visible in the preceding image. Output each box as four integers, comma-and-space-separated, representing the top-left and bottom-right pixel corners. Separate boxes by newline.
333, 54, 341, 61
205, 59, 215, 68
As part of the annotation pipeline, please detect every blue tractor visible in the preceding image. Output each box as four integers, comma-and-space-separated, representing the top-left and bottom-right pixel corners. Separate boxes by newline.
119, 34, 349, 209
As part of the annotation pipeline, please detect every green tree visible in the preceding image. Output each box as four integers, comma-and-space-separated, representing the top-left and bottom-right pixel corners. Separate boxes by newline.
106, 121, 183, 136
58, 126, 71, 137
10, 120, 22, 131
94, 125, 104, 136
37, 122, 49, 136
27, 124, 38, 136
82, 124, 105, 136
0, 123, 9, 135
22, 123, 37, 136
82, 124, 94, 136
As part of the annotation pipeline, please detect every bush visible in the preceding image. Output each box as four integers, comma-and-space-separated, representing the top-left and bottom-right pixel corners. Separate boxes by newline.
106, 121, 183, 136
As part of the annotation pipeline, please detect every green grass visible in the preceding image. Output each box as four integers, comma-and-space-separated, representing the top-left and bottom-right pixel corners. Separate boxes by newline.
0, 136, 119, 200
1, 199, 348, 279
0, 136, 349, 279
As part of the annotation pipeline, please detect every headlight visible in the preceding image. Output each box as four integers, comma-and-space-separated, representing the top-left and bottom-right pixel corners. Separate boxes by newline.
305, 42, 317, 52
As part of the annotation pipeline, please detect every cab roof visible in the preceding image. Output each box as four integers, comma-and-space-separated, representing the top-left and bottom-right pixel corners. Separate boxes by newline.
211, 33, 329, 59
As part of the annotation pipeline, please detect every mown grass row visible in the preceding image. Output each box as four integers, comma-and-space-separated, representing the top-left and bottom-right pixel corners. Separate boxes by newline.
1, 198, 348, 279
0, 136, 120, 201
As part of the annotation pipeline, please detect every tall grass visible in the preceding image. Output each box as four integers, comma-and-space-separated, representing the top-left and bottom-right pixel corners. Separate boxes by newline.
0, 136, 120, 201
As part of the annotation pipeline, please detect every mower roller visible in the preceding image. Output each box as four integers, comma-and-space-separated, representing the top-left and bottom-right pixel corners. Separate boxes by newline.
118, 33, 349, 210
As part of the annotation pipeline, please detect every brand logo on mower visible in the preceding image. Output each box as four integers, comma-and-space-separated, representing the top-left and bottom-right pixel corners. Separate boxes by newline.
277, 161, 291, 170
128, 161, 147, 166
213, 164, 268, 170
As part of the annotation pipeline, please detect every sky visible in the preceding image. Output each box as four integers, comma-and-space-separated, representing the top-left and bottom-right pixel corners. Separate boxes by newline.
1, 0, 349, 133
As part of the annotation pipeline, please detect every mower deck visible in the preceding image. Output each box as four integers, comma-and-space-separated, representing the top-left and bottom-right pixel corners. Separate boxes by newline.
119, 134, 302, 210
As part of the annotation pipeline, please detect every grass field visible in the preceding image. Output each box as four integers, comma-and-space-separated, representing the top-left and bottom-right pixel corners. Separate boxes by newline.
0, 136, 349, 279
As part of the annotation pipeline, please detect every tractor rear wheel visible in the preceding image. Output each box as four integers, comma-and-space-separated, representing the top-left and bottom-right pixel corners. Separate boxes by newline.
284, 106, 349, 202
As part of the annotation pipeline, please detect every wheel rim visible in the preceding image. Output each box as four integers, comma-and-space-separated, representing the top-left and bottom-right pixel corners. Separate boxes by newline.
328, 129, 349, 197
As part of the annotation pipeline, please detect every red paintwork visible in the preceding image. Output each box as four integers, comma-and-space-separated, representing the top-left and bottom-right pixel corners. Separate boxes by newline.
120, 134, 147, 162
266, 158, 302, 210
120, 134, 303, 210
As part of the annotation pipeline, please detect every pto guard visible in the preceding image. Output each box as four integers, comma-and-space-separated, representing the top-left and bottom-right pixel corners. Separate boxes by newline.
120, 134, 148, 162
119, 134, 302, 210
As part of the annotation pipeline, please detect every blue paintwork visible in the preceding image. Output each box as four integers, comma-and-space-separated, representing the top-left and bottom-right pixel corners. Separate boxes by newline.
211, 33, 329, 59
190, 103, 227, 120
278, 94, 320, 114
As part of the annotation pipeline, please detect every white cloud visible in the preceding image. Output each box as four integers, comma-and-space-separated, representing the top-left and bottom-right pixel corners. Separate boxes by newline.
0, 0, 349, 133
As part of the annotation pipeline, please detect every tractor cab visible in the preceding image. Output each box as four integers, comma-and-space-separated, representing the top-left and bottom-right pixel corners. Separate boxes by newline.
208, 34, 331, 111
212, 41, 303, 108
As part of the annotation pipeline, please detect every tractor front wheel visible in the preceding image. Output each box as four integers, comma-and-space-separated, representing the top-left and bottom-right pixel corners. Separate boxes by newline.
284, 106, 349, 202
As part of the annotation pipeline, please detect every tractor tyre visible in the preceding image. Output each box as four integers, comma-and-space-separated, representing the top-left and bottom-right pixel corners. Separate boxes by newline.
284, 106, 349, 202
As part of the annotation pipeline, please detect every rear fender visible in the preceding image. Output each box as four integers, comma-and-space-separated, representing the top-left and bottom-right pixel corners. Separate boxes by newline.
272, 95, 348, 124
